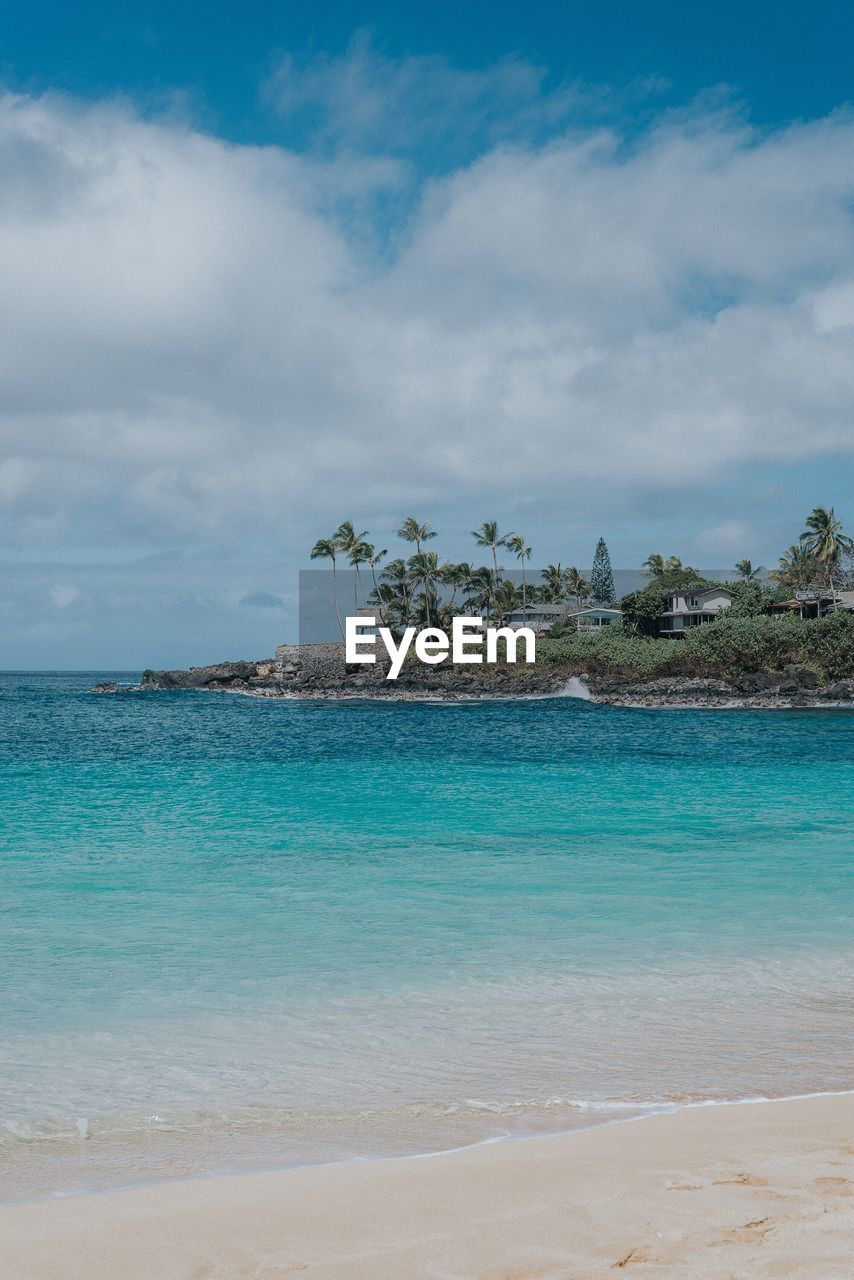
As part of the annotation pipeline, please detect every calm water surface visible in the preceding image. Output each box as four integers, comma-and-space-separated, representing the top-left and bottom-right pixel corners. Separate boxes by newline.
1, 672, 852, 1197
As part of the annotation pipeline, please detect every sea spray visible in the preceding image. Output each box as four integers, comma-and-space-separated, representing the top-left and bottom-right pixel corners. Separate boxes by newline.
561, 675, 593, 700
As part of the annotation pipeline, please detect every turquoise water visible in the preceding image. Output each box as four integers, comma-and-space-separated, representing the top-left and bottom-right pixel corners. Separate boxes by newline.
1, 672, 853, 1197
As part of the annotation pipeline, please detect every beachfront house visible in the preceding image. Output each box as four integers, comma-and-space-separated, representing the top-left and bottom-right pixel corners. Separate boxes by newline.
354, 606, 383, 634
658, 587, 733, 638
566, 607, 623, 630
769, 589, 854, 619
504, 603, 567, 633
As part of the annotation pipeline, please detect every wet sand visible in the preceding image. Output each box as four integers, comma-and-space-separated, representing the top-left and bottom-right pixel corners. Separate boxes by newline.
3, 1092, 853, 1278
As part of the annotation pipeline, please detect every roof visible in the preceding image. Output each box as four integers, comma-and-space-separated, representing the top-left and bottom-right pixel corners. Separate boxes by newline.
659, 608, 726, 617
666, 586, 734, 599
508, 603, 567, 616
771, 590, 854, 609
566, 607, 623, 618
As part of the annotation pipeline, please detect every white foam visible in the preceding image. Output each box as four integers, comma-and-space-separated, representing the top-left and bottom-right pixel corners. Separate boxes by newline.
560, 676, 593, 700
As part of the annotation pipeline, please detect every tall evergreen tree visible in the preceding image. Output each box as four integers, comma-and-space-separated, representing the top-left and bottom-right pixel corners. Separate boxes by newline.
590, 537, 615, 603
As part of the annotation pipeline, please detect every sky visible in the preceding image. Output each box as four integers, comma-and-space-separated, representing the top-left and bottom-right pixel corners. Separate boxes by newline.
2, 1, 854, 667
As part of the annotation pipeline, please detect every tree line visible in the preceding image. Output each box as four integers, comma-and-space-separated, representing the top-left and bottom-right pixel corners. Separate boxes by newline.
310, 520, 618, 636
311, 505, 852, 639
637, 506, 852, 596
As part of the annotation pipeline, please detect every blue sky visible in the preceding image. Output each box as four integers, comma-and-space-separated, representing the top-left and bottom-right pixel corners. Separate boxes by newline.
8, 1, 854, 135
2, 2, 854, 667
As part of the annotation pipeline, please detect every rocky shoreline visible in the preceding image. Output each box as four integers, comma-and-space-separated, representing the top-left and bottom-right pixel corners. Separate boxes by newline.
136, 644, 567, 699
588, 673, 854, 708
99, 645, 854, 709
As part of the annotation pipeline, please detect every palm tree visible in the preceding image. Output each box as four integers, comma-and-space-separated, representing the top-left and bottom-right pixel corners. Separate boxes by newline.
348, 539, 375, 612
539, 564, 566, 604
564, 566, 589, 605
735, 559, 761, 581
310, 537, 344, 639
492, 578, 519, 625
381, 558, 414, 626
464, 566, 497, 621
800, 506, 853, 605
440, 562, 471, 612
334, 520, 367, 550
505, 534, 532, 615
472, 521, 507, 580
367, 546, 388, 624
334, 521, 369, 612
397, 517, 437, 554
367, 581, 406, 632
642, 553, 666, 578
409, 588, 443, 630
643, 553, 688, 580
368, 547, 387, 594
407, 551, 443, 627
772, 544, 817, 592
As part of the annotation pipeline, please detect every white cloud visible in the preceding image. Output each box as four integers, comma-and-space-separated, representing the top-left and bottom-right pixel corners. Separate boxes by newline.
265, 31, 569, 157
1, 86, 854, 569
811, 279, 854, 331
692, 519, 757, 557
48, 583, 80, 609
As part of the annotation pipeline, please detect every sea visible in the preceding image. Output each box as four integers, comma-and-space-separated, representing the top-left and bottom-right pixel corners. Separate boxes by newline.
1, 671, 852, 1200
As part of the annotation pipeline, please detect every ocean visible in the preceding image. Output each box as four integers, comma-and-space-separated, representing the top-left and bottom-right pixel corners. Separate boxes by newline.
1, 671, 852, 1199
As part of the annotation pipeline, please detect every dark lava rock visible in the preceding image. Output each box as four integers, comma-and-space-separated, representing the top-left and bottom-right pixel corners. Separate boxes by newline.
140, 662, 261, 690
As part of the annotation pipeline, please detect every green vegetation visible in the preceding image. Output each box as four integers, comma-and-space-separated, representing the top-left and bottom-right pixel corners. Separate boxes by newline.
798, 505, 853, 596
309, 505, 854, 682
589, 536, 615, 604
541, 613, 854, 683
309, 516, 597, 636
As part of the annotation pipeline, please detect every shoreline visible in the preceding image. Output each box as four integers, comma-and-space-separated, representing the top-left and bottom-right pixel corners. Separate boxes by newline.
6, 1086, 853, 1209
4, 1091, 853, 1278
124, 650, 854, 707
170, 684, 854, 709
237, 687, 854, 708
109, 679, 854, 710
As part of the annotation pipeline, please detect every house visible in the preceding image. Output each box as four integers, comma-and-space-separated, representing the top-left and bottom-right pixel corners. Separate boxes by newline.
504, 603, 567, 632
354, 606, 382, 634
769, 589, 854, 619
658, 587, 733, 638
566, 606, 623, 629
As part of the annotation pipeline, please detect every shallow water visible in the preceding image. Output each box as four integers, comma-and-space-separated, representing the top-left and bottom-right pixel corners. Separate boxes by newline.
1, 672, 852, 1198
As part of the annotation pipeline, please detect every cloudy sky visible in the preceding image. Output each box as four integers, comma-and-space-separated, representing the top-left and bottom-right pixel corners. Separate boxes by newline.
2, 1, 854, 668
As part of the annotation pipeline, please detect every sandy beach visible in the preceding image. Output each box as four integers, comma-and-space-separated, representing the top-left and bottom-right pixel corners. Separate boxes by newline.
3, 1092, 853, 1279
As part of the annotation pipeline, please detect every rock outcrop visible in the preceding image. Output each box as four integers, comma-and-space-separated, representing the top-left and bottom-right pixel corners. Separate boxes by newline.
140, 661, 270, 691
136, 652, 854, 706
140, 644, 566, 698
586, 669, 854, 708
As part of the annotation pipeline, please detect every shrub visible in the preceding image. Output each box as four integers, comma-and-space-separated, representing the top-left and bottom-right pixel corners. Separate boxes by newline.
725, 581, 783, 618
674, 615, 803, 673
618, 588, 668, 636
539, 627, 672, 676
539, 611, 854, 680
